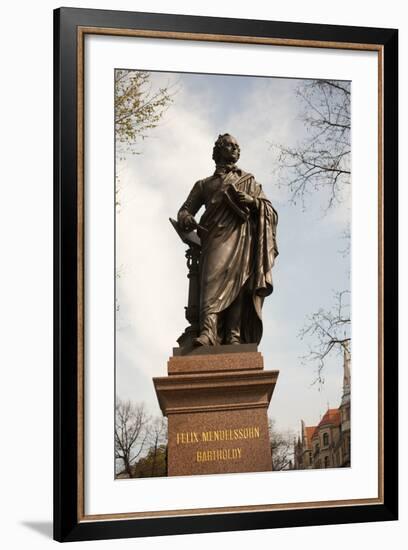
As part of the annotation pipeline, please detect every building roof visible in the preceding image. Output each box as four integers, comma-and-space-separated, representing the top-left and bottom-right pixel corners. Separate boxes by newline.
300, 408, 341, 447
318, 408, 341, 428
305, 426, 316, 442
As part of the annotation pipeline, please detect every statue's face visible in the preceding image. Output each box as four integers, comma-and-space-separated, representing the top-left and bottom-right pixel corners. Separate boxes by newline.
220, 135, 240, 163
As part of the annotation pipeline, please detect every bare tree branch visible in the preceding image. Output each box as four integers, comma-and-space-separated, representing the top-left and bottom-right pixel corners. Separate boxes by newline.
272, 79, 351, 211
268, 417, 295, 471
147, 417, 168, 477
115, 398, 150, 477
299, 291, 351, 385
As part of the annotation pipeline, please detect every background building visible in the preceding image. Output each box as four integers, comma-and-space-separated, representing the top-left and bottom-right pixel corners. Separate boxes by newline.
293, 346, 351, 469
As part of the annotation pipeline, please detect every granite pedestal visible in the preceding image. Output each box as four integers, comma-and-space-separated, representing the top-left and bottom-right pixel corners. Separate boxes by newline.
153, 345, 279, 477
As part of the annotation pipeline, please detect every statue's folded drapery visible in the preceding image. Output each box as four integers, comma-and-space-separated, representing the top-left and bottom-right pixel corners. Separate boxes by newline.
178, 168, 278, 345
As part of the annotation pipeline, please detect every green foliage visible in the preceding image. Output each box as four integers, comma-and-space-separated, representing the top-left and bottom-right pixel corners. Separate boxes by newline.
115, 69, 173, 155
132, 444, 168, 478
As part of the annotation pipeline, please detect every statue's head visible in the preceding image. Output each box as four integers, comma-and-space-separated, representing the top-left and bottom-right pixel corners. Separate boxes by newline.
212, 134, 240, 165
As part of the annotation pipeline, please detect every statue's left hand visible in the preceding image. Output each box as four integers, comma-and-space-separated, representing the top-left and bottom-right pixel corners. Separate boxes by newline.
235, 190, 254, 206
179, 213, 197, 232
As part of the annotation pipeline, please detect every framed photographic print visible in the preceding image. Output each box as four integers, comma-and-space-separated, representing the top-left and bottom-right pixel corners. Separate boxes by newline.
54, 7, 398, 542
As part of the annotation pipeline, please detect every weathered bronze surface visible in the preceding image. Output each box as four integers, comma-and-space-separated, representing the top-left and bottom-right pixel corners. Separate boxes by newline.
173, 134, 278, 348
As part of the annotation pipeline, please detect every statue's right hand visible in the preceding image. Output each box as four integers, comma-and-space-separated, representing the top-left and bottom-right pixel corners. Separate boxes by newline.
181, 214, 197, 232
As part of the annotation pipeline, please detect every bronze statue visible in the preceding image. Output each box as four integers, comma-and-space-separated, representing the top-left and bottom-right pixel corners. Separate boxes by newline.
174, 134, 278, 347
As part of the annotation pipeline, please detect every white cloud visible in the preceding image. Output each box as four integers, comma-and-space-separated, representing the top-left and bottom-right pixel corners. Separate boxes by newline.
223, 78, 302, 203
116, 80, 217, 398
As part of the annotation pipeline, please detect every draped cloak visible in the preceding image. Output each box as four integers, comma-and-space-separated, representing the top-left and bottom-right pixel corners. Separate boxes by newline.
178, 168, 278, 345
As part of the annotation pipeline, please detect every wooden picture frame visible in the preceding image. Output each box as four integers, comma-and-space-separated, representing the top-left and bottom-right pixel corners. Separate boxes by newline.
54, 7, 398, 542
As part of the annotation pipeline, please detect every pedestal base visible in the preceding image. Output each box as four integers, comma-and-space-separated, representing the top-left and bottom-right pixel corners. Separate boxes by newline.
153, 348, 279, 477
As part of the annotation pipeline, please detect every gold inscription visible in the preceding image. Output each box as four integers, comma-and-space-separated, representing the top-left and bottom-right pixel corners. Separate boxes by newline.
196, 448, 242, 462
175, 426, 260, 445
201, 426, 260, 442
176, 431, 199, 444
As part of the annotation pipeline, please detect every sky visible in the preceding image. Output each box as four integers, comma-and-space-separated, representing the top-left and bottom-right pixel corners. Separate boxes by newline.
115, 70, 351, 438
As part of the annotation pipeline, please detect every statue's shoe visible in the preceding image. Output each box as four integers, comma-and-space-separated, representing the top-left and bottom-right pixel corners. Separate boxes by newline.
194, 334, 211, 346
225, 334, 241, 345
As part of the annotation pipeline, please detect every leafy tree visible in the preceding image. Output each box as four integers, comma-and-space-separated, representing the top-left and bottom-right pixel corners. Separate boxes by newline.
115, 69, 173, 156
114, 70, 174, 311
132, 444, 167, 478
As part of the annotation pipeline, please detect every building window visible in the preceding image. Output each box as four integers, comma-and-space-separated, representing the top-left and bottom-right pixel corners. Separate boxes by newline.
323, 432, 329, 447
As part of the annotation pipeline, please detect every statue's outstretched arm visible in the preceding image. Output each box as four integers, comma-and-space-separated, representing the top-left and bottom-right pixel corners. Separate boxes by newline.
177, 180, 204, 231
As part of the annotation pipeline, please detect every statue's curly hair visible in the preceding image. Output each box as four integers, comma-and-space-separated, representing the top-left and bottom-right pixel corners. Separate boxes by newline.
212, 133, 240, 164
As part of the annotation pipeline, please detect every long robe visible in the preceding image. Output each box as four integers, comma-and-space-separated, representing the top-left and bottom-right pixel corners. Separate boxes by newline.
178, 167, 278, 345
